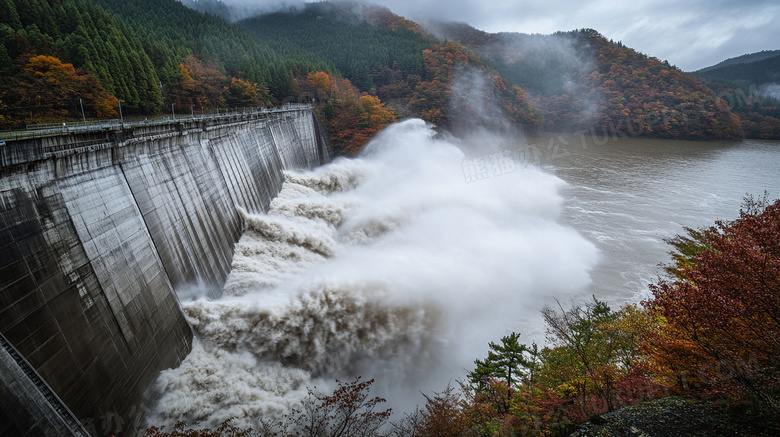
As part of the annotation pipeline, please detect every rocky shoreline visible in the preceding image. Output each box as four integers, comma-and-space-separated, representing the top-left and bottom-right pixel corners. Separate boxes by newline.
571, 397, 775, 437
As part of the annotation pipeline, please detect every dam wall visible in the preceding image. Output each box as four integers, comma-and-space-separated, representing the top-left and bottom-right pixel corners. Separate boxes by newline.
0, 107, 332, 436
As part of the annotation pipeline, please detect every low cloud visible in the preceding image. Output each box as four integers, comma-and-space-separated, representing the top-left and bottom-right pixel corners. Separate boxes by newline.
190, 0, 780, 71
179, 0, 306, 21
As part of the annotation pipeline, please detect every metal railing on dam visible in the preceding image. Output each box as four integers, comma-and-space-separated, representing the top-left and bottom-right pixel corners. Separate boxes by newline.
0, 103, 321, 168
0, 103, 313, 142
0, 105, 332, 436
1, 332, 90, 436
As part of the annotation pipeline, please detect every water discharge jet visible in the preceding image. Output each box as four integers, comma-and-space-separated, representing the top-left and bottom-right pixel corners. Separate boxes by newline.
148, 119, 598, 428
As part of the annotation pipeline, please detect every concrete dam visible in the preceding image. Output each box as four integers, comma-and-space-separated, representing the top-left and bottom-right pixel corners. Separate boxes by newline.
0, 106, 333, 436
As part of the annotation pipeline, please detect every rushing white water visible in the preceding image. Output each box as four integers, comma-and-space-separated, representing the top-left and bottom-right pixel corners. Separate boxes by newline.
147, 119, 598, 429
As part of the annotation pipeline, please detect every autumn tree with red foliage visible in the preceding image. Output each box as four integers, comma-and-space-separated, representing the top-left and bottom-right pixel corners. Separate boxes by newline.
645, 194, 780, 414
416, 386, 468, 437
436, 198, 780, 434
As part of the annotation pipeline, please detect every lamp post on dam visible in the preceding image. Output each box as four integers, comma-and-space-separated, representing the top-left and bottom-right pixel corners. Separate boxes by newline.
118, 99, 124, 128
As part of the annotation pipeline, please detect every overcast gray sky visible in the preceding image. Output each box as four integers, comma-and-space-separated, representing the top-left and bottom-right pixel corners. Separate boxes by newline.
212, 0, 780, 71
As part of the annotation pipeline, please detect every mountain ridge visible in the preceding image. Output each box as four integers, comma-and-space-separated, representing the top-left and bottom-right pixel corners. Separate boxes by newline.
1, 0, 778, 141
695, 50, 780, 86
697, 49, 780, 73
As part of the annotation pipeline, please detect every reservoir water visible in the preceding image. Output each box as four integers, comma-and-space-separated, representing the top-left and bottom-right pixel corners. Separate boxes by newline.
534, 135, 780, 304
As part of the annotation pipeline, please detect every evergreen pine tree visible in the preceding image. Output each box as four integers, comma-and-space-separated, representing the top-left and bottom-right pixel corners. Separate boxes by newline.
468, 332, 538, 398
0, 0, 22, 30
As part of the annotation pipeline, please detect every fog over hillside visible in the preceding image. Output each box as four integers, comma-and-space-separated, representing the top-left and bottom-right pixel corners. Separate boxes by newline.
180, 0, 780, 71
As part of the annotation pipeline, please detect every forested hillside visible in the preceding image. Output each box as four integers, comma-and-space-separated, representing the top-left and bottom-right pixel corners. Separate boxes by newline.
0, 0, 335, 128
92, 0, 334, 99
240, 2, 432, 92
0, 0, 161, 121
240, 2, 544, 134
0, 0, 540, 150
693, 76, 780, 139
1, 0, 777, 144
696, 50, 780, 85
430, 22, 768, 139
693, 50, 780, 138
697, 49, 780, 73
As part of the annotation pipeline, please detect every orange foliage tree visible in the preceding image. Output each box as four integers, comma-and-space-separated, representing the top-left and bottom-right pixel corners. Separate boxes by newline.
4, 55, 118, 126
306, 71, 332, 100
300, 71, 397, 155
169, 55, 226, 111
224, 77, 270, 107
168, 56, 273, 113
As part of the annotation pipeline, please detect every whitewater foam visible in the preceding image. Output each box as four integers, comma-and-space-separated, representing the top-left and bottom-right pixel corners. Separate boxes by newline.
147, 119, 598, 429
